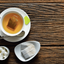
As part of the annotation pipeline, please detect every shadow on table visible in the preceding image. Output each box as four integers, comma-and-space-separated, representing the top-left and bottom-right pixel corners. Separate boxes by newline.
0, 57, 10, 64
14, 54, 39, 64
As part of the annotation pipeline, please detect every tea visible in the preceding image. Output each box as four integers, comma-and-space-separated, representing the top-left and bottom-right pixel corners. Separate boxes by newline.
2, 13, 23, 34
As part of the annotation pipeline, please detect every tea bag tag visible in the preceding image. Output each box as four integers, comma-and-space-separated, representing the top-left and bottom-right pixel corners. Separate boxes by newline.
24, 16, 30, 25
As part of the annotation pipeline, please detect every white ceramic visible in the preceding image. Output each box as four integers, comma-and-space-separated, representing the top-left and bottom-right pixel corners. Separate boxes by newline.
0, 7, 31, 42
14, 41, 40, 62
0, 7, 30, 36
0, 46, 10, 61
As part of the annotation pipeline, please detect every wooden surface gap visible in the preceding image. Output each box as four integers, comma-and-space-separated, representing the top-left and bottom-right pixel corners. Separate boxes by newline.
1, 1, 64, 3
41, 45, 64, 47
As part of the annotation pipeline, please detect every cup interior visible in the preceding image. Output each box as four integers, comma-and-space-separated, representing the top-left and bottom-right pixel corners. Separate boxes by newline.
1, 11, 24, 36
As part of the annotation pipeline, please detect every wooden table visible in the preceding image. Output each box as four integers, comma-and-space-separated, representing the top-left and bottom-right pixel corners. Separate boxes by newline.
0, 0, 64, 64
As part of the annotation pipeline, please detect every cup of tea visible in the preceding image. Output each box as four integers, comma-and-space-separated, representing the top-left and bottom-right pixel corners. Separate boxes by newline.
0, 8, 29, 36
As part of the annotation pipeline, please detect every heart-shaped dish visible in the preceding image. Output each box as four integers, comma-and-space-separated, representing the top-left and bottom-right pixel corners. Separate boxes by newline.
14, 41, 40, 62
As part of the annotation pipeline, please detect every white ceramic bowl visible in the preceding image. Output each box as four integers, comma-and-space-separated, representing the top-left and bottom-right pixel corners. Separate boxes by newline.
0, 46, 10, 61
14, 41, 40, 62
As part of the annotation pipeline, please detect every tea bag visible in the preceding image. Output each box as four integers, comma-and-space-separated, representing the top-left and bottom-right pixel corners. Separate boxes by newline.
7, 15, 18, 31
21, 43, 36, 59
21, 43, 32, 50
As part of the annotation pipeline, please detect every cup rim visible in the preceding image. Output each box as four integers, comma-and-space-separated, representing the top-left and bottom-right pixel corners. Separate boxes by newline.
1, 10, 24, 36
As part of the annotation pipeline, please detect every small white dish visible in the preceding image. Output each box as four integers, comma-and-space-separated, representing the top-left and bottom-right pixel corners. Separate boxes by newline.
0, 7, 31, 42
14, 41, 40, 62
0, 46, 10, 61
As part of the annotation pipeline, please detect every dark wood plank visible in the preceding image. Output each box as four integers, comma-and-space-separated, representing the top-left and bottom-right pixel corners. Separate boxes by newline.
1, 46, 64, 64
1, 21, 64, 45
0, 3, 64, 21
0, 3, 64, 45
0, 3, 64, 64
0, 0, 63, 3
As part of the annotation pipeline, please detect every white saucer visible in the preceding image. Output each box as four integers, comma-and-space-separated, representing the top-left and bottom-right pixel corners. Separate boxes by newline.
0, 8, 31, 42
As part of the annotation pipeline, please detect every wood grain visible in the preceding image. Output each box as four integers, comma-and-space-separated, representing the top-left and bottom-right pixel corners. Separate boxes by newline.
0, 46, 64, 64
0, 3, 64, 64
0, 3, 64, 45
0, 0, 64, 3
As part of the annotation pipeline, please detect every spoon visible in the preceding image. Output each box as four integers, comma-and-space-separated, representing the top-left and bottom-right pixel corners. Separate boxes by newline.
0, 31, 25, 39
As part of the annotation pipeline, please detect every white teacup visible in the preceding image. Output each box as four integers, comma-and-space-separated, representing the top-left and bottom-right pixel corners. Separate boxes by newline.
0, 8, 26, 36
